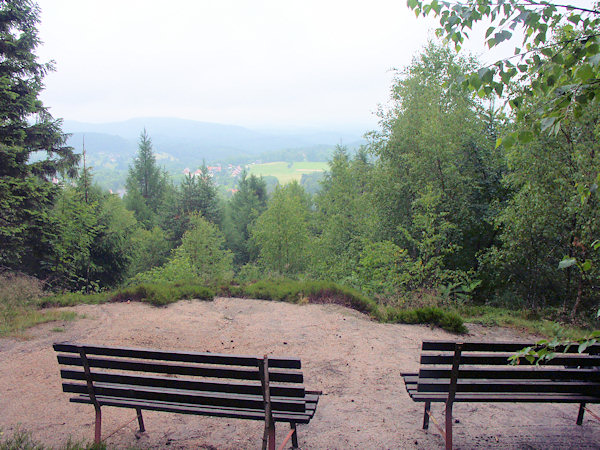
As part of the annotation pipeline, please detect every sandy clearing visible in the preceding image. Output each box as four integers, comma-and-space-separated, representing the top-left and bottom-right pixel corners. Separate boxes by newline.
1, 297, 599, 449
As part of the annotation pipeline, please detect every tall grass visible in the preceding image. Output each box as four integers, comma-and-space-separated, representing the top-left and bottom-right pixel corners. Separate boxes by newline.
0, 427, 103, 450
0, 272, 77, 337
0, 271, 474, 335
228, 278, 468, 333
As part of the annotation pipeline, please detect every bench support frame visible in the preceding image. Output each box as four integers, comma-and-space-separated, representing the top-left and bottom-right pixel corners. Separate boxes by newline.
420, 343, 463, 450
79, 349, 103, 444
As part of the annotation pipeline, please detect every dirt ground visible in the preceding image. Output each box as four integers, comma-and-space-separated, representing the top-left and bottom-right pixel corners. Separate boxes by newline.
1, 297, 599, 449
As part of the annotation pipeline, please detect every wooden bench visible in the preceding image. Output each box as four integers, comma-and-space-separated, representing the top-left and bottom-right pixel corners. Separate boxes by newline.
54, 342, 321, 449
402, 340, 600, 449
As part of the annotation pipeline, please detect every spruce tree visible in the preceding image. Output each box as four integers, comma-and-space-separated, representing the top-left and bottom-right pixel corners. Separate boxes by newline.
0, 0, 79, 273
124, 129, 166, 227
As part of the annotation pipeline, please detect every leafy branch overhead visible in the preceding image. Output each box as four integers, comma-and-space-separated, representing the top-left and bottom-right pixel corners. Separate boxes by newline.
407, 0, 600, 144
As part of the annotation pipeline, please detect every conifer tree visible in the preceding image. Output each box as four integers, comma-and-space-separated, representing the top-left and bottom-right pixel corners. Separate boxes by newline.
124, 129, 166, 227
0, 0, 79, 273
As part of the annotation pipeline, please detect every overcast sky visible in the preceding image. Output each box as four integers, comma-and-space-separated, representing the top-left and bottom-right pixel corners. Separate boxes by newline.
36, 0, 476, 132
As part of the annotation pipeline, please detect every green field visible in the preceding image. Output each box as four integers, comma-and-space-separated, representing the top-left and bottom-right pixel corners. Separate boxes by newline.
246, 161, 328, 184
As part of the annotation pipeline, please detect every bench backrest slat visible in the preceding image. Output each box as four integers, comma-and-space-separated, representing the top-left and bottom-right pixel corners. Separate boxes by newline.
54, 342, 301, 369
421, 341, 600, 354
62, 383, 307, 413
59, 369, 305, 397
417, 380, 600, 394
56, 354, 303, 383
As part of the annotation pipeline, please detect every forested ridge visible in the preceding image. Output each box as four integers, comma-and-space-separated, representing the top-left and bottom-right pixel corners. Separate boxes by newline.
2, 0, 600, 334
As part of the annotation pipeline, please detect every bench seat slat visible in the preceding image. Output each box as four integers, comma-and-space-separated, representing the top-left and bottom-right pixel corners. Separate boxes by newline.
62, 382, 306, 413
416, 379, 600, 394
53, 342, 301, 369
57, 355, 303, 383
406, 391, 600, 403
60, 369, 305, 398
69, 395, 315, 423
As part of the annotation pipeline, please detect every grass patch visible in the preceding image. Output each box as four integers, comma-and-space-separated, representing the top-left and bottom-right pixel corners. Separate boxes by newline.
229, 279, 467, 333
2, 277, 215, 336
0, 426, 103, 450
38, 292, 110, 308
458, 304, 594, 340
42, 282, 215, 308
0, 272, 78, 337
0, 310, 77, 337
385, 306, 467, 334
111, 282, 214, 306
246, 161, 328, 184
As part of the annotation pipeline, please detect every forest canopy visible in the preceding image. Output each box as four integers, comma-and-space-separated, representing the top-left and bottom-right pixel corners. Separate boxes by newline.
2, 0, 599, 328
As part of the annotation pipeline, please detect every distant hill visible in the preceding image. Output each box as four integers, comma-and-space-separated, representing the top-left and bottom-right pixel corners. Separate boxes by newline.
61, 117, 368, 191
63, 117, 366, 161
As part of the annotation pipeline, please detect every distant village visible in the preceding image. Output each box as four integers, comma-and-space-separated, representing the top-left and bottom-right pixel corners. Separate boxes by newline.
181, 164, 244, 178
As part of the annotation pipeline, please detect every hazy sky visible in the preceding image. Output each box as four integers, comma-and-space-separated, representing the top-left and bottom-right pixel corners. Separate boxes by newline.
36, 0, 476, 131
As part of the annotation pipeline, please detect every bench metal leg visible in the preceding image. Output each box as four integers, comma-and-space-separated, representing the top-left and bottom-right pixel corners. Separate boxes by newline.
577, 403, 586, 425
445, 402, 453, 450
94, 406, 102, 444
268, 422, 276, 450
136, 407, 145, 432
423, 402, 431, 430
291, 422, 299, 449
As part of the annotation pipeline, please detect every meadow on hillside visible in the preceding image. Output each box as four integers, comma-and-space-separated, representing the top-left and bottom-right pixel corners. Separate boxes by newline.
246, 161, 328, 184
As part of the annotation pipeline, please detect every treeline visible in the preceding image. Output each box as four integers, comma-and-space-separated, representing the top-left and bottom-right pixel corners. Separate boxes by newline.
2, 0, 599, 323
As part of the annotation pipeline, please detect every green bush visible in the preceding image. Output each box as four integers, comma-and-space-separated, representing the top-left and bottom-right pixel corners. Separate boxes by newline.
238, 278, 382, 317
111, 282, 214, 306
385, 305, 467, 333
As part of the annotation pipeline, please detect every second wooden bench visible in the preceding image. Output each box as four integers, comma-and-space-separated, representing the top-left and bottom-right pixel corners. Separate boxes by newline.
402, 340, 600, 449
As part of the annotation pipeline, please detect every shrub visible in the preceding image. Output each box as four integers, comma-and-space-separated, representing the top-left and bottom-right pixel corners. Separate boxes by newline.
111, 282, 214, 306
385, 306, 467, 333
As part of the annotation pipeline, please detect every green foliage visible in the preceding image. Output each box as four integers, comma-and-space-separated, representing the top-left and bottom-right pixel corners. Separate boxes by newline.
233, 278, 467, 332
251, 181, 312, 275
235, 278, 383, 318
90, 194, 139, 287
161, 164, 222, 246
368, 42, 504, 295
0, 271, 77, 336
224, 171, 268, 266
385, 306, 467, 334
128, 226, 172, 276
0, 0, 79, 274
48, 186, 141, 291
177, 213, 233, 283
38, 291, 110, 308
48, 188, 100, 289
133, 214, 233, 285
235, 263, 264, 284
479, 104, 600, 314
312, 146, 379, 282
129, 253, 198, 285
111, 282, 214, 306
508, 331, 600, 365
407, 0, 600, 142
124, 129, 168, 227
0, 426, 104, 450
